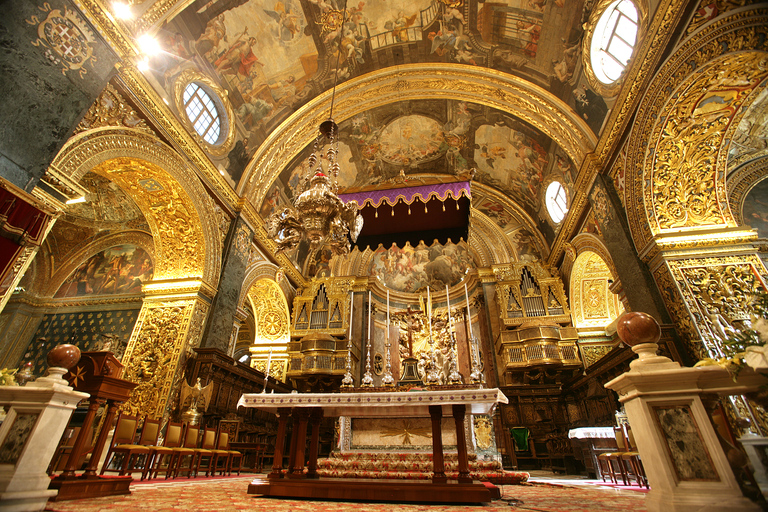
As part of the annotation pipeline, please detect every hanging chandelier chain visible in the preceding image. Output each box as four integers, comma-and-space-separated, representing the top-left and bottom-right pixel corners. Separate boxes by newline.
328, 0, 349, 123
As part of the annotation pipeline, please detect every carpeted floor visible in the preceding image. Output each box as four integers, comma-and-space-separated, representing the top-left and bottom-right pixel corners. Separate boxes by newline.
44, 473, 648, 512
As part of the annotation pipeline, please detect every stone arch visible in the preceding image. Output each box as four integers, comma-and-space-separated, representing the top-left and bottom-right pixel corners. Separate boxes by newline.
624, 8, 768, 252
569, 248, 624, 329
727, 158, 768, 225
42, 231, 155, 297
241, 64, 597, 206
238, 261, 295, 311
50, 127, 222, 287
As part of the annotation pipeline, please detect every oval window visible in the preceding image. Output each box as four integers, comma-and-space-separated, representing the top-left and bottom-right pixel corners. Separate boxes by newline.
182, 82, 222, 145
590, 0, 639, 84
545, 181, 568, 223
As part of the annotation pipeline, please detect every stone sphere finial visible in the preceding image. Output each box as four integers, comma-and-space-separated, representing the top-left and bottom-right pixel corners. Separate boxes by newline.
47, 344, 81, 371
616, 312, 661, 347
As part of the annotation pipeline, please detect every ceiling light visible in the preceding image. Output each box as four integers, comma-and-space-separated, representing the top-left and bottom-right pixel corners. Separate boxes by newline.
112, 2, 132, 20
137, 34, 160, 56
66, 196, 87, 205
137, 56, 150, 72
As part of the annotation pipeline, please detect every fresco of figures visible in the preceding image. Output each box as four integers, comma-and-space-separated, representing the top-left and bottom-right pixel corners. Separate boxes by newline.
145, 0, 607, 190
368, 239, 474, 292
55, 245, 154, 298
743, 179, 768, 268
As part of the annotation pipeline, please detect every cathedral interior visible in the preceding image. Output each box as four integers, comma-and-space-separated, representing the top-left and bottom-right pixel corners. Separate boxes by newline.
0, 0, 767, 500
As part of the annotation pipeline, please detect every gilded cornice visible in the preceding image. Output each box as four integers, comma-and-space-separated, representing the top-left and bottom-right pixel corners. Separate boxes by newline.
136, 0, 192, 34
116, 66, 240, 209
547, 0, 693, 267
469, 212, 513, 266
142, 278, 216, 301
569, 233, 619, 281
11, 293, 143, 309
242, 64, 596, 207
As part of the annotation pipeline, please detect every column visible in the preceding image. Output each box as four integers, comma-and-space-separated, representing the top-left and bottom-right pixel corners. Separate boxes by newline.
429, 405, 447, 484
199, 215, 252, 354
269, 408, 290, 479
452, 404, 472, 483
120, 281, 212, 421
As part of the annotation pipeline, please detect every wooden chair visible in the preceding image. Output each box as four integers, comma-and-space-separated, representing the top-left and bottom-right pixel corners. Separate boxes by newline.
48, 427, 81, 475
171, 424, 200, 478
109, 417, 161, 476
227, 437, 243, 476
607, 426, 630, 485
193, 427, 218, 477
211, 431, 232, 476
100, 413, 139, 475
142, 421, 184, 480
621, 425, 648, 488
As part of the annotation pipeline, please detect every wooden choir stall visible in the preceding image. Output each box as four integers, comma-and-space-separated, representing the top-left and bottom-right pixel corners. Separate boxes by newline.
238, 388, 507, 504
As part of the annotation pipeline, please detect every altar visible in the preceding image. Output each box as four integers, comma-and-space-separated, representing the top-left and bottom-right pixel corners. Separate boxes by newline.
238, 388, 507, 503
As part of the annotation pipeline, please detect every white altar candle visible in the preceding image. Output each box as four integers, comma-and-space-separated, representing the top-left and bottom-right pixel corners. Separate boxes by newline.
427, 287, 433, 339
265, 348, 273, 376
446, 284, 452, 331
368, 290, 372, 340
386, 289, 390, 343
348, 290, 354, 340
465, 281, 474, 339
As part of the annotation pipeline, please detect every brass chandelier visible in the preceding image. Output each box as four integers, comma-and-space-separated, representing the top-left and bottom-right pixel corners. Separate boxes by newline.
265, 119, 362, 256
265, 2, 362, 256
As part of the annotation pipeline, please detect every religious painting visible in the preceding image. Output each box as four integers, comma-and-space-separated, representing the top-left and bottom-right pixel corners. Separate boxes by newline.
307, 246, 334, 278
55, 245, 153, 297
473, 122, 549, 212
509, 228, 541, 262
742, 178, 768, 269
476, 199, 518, 231
368, 239, 475, 293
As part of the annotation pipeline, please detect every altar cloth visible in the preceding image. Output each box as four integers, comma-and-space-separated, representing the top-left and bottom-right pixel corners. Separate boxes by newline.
237, 388, 508, 417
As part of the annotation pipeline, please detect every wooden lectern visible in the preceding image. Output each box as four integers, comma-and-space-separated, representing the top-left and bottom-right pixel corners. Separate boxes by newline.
49, 351, 137, 501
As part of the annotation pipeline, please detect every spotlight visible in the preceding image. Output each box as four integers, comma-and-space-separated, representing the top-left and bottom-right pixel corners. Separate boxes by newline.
137, 34, 161, 56
112, 2, 132, 19
137, 56, 150, 72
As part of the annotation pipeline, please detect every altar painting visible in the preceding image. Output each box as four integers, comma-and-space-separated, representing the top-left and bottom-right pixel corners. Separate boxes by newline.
367, 239, 475, 292
55, 245, 153, 297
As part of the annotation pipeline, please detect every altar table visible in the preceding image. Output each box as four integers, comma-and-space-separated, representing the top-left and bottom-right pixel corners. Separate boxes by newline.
237, 388, 508, 503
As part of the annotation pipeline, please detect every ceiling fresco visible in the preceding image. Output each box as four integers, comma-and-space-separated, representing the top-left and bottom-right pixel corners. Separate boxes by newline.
145, 0, 602, 192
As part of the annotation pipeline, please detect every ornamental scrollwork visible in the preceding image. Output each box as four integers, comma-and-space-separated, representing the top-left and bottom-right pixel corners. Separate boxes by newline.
75, 84, 154, 136
122, 300, 196, 418
650, 53, 767, 231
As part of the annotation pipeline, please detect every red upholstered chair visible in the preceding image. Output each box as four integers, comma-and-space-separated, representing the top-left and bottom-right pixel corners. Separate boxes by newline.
143, 421, 184, 480
100, 413, 140, 475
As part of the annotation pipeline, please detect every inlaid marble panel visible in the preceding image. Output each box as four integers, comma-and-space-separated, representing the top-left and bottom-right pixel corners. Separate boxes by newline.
0, 412, 40, 464
653, 404, 719, 481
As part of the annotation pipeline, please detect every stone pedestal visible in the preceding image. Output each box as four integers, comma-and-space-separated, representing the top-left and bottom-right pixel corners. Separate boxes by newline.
0, 371, 88, 512
739, 435, 768, 498
605, 312, 764, 512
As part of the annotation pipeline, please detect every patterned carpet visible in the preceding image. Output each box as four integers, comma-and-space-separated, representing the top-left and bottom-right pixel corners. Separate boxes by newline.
44, 475, 648, 512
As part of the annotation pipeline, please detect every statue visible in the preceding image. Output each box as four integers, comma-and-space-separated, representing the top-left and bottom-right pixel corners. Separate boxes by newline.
179, 378, 213, 425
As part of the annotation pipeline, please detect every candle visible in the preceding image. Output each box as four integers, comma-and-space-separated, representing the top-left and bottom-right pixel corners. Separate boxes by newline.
367, 291, 372, 340
446, 284, 452, 332
265, 348, 273, 377
427, 287, 432, 339
386, 290, 390, 343
348, 290, 354, 340
465, 282, 474, 338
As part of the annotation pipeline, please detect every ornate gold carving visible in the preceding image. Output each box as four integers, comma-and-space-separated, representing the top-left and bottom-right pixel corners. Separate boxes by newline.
247, 279, 290, 345
172, 69, 236, 156
50, 128, 223, 287
244, 64, 596, 208
685, 0, 751, 37
493, 261, 570, 327
727, 159, 768, 224
623, 9, 768, 252
570, 250, 623, 328
649, 52, 767, 231
580, 344, 615, 367
75, 84, 154, 135
89, 157, 205, 281
473, 415, 493, 450
122, 299, 197, 418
